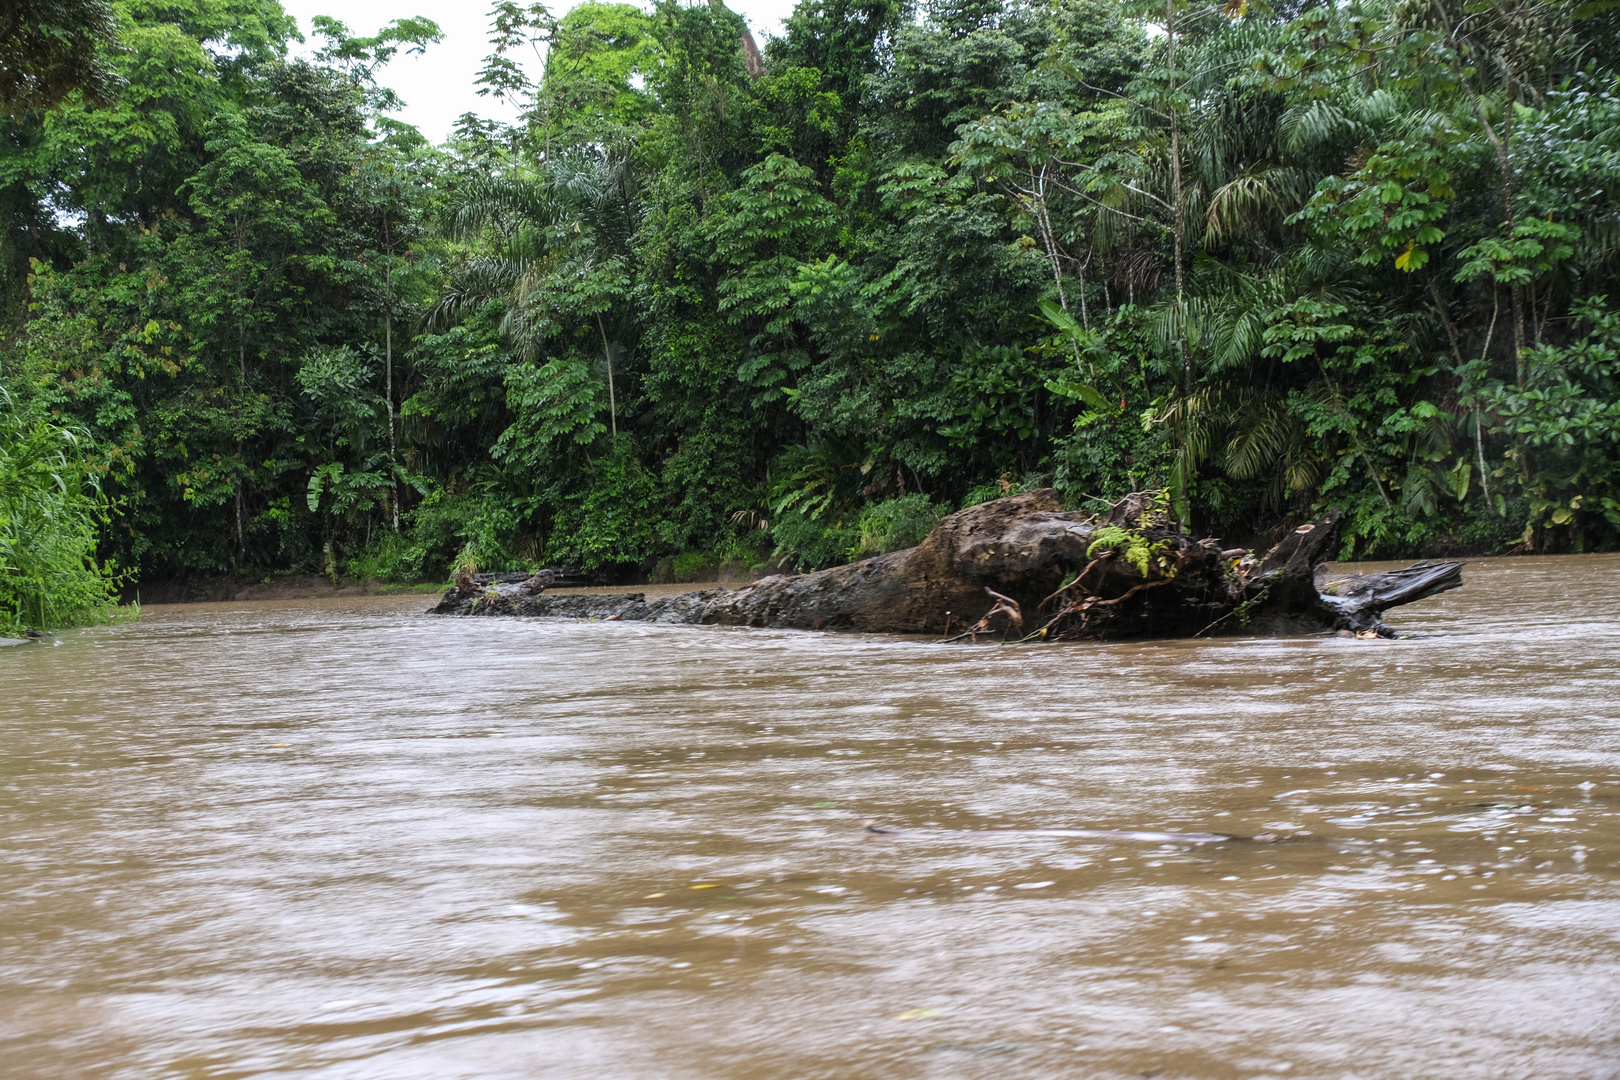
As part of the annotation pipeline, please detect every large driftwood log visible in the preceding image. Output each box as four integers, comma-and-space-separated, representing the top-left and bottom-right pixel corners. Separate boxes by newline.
431, 490, 1463, 639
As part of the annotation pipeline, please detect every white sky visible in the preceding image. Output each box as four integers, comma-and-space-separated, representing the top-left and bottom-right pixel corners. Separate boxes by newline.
278, 0, 799, 142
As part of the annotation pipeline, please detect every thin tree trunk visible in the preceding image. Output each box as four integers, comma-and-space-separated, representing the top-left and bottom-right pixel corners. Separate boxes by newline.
1467, 81, 1530, 481
384, 216, 399, 531
1426, 275, 1464, 366
1435, 1, 1529, 482
1533, 280, 1551, 346
235, 211, 248, 567
597, 313, 617, 437
236, 327, 246, 566
1077, 252, 1090, 331
1039, 214, 1068, 315
1166, 0, 1194, 530
1167, 0, 1192, 403
1030, 164, 1092, 376
1425, 271, 1490, 503
1034, 162, 1087, 330
1475, 289, 1499, 508
1436, 3, 1522, 357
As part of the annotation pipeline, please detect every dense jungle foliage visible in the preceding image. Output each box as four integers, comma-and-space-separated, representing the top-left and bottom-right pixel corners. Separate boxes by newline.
3, 0, 1619, 618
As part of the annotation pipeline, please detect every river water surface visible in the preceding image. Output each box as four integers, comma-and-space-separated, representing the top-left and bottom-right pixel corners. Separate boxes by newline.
3, 555, 1618, 1079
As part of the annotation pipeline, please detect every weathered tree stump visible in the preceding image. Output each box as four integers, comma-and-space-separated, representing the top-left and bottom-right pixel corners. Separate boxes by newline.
431, 490, 1463, 639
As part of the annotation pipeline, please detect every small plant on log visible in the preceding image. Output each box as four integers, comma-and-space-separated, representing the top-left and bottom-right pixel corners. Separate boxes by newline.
1018, 490, 1183, 640
1083, 490, 1177, 580
1085, 525, 1174, 579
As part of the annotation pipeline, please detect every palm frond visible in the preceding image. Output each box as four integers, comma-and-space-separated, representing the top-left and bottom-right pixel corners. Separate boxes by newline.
444, 174, 563, 240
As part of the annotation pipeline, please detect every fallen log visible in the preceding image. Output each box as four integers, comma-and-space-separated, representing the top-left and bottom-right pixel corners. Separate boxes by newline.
430, 489, 1462, 639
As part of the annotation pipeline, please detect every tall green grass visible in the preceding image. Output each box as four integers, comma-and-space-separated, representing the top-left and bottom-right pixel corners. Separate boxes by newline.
0, 393, 123, 633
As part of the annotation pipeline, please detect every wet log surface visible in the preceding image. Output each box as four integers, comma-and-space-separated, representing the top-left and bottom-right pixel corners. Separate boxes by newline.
430, 490, 1463, 640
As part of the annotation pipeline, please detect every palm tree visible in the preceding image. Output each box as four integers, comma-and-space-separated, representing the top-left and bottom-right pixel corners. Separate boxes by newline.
433, 148, 642, 435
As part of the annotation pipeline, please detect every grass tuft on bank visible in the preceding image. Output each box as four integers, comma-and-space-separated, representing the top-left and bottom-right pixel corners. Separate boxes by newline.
0, 395, 128, 633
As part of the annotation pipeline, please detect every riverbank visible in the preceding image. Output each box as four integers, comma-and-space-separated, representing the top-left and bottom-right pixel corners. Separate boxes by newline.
124, 553, 793, 606
125, 575, 450, 606
124, 577, 737, 606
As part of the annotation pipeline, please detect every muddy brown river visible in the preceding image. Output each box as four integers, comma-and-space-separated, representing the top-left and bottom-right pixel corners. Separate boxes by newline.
2, 555, 1618, 1078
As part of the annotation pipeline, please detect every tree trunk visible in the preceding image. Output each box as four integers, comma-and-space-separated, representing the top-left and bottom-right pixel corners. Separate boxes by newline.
740, 27, 766, 79
1029, 164, 1092, 376
597, 313, 617, 437
236, 322, 247, 567
436, 491, 1463, 639
1436, 2, 1530, 483
1474, 288, 1500, 507
1426, 275, 1464, 366
1167, 0, 1193, 403
384, 216, 400, 531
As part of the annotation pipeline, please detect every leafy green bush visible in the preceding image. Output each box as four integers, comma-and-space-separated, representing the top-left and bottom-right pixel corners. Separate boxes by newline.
961, 480, 1008, 508
345, 530, 415, 583
671, 551, 717, 582
849, 494, 948, 559
771, 509, 853, 572
344, 486, 524, 582
0, 397, 122, 632
647, 550, 721, 582
544, 440, 661, 569
961, 474, 1053, 508
1467, 296, 1620, 547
